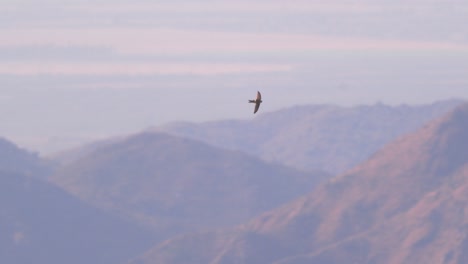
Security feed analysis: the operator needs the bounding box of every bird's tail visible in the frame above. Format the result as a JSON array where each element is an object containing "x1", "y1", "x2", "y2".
[{"x1": 248, "y1": 100, "x2": 255, "y2": 103}]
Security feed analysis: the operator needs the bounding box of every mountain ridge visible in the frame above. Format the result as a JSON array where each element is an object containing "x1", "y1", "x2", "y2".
[
  {"x1": 154, "y1": 99, "x2": 463, "y2": 174},
  {"x1": 132, "y1": 103, "x2": 468, "y2": 264},
  {"x1": 0, "y1": 137, "x2": 51, "y2": 177},
  {"x1": 50, "y1": 131, "x2": 329, "y2": 244}
]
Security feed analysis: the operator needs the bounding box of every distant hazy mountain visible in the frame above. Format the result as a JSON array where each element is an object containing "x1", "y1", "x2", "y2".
[
  {"x1": 50, "y1": 132, "x2": 329, "y2": 244},
  {"x1": 0, "y1": 136, "x2": 156, "y2": 263},
  {"x1": 154, "y1": 100, "x2": 463, "y2": 174},
  {"x1": 0, "y1": 137, "x2": 50, "y2": 177},
  {"x1": 132, "y1": 103, "x2": 468, "y2": 264},
  {"x1": 0, "y1": 171, "x2": 156, "y2": 264},
  {"x1": 48, "y1": 136, "x2": 124, "y2": 167}
]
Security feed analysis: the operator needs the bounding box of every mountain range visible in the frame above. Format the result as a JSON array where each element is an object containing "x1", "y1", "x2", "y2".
[
  {"x1": 0, "y1": 140, "x2": 156, "y2": 264},
  {"x1": 154, "y1": 100, "x2": 462, "y2": 174},
  {"x1": 2, "y1": 100, "x2": 467, "y2": 264},
  {"x1": 50, "y1": 132, "x2": 329, "y2": 243},
  {"x1": 131, "y1": 103, "x2": 468, "y2": 264}
]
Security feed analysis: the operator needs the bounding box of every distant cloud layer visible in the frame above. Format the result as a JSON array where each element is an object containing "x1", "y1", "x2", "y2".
[
  {"x1": 0, "y1": 61, "x2": 293, "y2": 75},
  {"x1": 2, "y1": 0, "x2": 467, "y2": 75},
  {"x1": 4, "y1": 28, "x2": 467, "y2": 53},
  {"x1": 2, "y1": 27, "x2": 467, "y2": 75}
]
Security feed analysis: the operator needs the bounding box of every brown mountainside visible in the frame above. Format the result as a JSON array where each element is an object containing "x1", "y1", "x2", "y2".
[
  {"x1": 51, "y1": 132, "x2": 329, "y2": 244},
  {"x1": 155, "y1": 100, "x2": 462, "y2": 174},
  {"x1": 132, "y1": 103, "x2": 468, "y2": 264}
]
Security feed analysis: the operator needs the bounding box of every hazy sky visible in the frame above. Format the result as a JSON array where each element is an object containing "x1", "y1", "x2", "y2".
[{"x1": 1, "y1": 0, "x2": 468, "y2": 154}]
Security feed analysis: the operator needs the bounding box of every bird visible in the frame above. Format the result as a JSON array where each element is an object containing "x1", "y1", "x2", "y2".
[{"x1": 248, "y1": 91, "x2": 262, "y2": 114}]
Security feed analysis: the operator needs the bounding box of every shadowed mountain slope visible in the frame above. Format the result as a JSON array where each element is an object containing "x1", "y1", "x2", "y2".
[
  {"x1": 0, "y1": 171, "x2": 156, "y2": 264},
  {"x1": 132, "y1": 103, "x2": 468, "y2": 264},
  {"x1": 50, "y1": 132, "x2": 329, "y2": 244},
  {"x1": 154, "y1": 100, "x2": 462, "y2": 174}
]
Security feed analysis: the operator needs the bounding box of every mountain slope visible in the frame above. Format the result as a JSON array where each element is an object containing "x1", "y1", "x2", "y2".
[
  {"x1": 50, "y1": 132, "x2": 329, "y2": 243},
  {"x1": 0, "y1": 171, "x2": 156, "y2": 264},
  {"x1": 133, "y1": 103, "x2": 468, "y2": 264},
  {"x1": 275, "y1": 166, "x2": 468, "y2": 264},
  {"x1": 0, "y1": 137, "x2": 51, "y2": 177},
  {"x1": 155, "y1": 100, "x2": 462, "y2": 174}
]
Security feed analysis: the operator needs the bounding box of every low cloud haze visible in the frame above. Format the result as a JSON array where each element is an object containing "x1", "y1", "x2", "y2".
[{"x1": 1, "y1": 0, "x2": 468, "y2": 153}]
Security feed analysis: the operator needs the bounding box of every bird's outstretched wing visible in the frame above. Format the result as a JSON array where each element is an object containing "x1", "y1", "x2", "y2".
[
  {"x1": 254, "y1": 101, "x2": 261, "y2": 114},
  {"x1": 256, "y1": 91, "x2": 261, "y2": 100}
]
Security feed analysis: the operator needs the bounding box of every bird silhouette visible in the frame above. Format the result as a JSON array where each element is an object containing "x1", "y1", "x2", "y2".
[{"x1": 248, "y1": 91, "x2": 262, "y2": 114}]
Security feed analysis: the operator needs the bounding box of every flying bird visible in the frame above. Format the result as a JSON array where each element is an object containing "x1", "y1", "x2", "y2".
[{"x1": 248, "y1": 91, "x2": 262, "y2": 114}]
